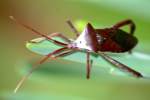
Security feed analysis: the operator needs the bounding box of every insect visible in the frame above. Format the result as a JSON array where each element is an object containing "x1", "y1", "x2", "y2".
[{"x1": 10, "y1": 16, "x2": 143, "y2": 93}]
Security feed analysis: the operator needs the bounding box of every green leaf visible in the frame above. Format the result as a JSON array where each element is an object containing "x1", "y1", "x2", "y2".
[
  {"x1": 26, "y1": 37, "x2": 110, "y2": 68},
  {"x1": 26, "y1": 37, "x2": 150, "y2": 76}
]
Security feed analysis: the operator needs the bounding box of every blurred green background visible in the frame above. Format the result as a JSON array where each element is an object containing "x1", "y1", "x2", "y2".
[{"x1": 1, "y1": 0, "x2": 150, "y2": 100}]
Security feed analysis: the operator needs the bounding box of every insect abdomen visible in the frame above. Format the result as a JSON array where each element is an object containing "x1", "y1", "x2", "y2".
[
  {"x1": 99, "y1": 29, "x2": 138, "y2": 53},
  {"x1": 112, "y1": 29, "x2": 138, "y2": 52},
  {"x1": 100, "y1": 39, "x2": 124, "y2": 52}
]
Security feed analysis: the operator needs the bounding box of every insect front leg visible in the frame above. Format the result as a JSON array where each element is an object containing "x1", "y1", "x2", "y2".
[
  {"x1": 98, "y1": 52, "x2": 143, "y2": 78},
  {"x1": 14, "y1": 47, "x2": 69, "y2": 93}
]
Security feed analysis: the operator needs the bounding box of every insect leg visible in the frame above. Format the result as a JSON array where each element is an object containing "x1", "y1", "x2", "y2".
[
  {"x1": 54, "y1": 50, "x2": 76, "y2": 58},
  {"x1": 113, "y1": 19, "x2": 136, "y2": 54},
  {"x1": 29, "y1": 33, "x2": 71, "y2": 44},
  {"x1": 48, "y1": 32, "x2": 71, "y2": 43},
  {"x1": 55, "y1": 50, "x2": 93, "y2": 79},
  {"x1": 9, "y1": 16, "x2": 67, "y2": 46},
  {"x1": 53, "y1": 49, "x2": 93, "y2": 79},
  {"x1": 86, "y1": 52, "x2": 91, "y2": 79},
  {"x1": 39, "y1": 47, "x2": 68, "y2": 64},
  {"x1": 14, "y1": 47, "x2": 68, "y2": 93},
  {"x1": 113, "y1": 19, "x2": 135, "y2": 35},
  {"x1": 66, "y1": 20, "x2": 80, "y2": 37},
  {"x1": 98, "y1": 52, "x2": 143, "y2": 78}
]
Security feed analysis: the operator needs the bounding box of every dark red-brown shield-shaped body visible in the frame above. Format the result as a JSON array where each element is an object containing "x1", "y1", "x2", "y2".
[
  {"x1": 96, "y1": 29, "x2": 138, "y2": 52},
  {"x1": 73, "y1": 23, "x2": 138, "y2": 53}
]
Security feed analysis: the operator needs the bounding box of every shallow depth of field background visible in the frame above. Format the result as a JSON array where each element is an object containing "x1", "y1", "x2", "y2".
[{"x1": 0, "y1": 0, "x2": 150, "y2": 100}]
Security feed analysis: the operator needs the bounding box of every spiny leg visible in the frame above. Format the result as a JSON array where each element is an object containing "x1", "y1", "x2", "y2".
[
  {"x1": 9, "y1": 16, "x2": 67, "y2": 46},
  {"x1": 98, "y1": 52, "x2": 143, "y2": 78},
  {"x1": 14, "y1": 47, "x2": 68, "y2": 93},
  {"x1": 66, "y1": 20, "x2": 80, "y2": 37},
  {"x1": 113, "y1": 19, "x2": 136, "y2": 35}
]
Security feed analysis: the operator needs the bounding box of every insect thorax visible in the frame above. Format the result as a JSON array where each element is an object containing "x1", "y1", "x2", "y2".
[{"x1": 70, "y1": 28, "x2": 105, "y2": 51}]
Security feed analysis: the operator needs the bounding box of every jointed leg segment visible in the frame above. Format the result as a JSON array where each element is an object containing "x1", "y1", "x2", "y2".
[
  {"x1": 39, "y1": 47, "x2": 69, "y2": 64},
  {"x1": 14, "y1": 47, "x2": 69, "y2": 93},
  {"x1": 48, "y1": 32, "x2": 71, "y2": 43},
  {"x1": 112, "y1": 19, "x2": 136, "y2": 54},
  {"x1": 12, "y1": 16, "x2": 141, "y2": 94},
  {"x1": 86, "y1": 52, "x2": 92, "y2": 79},
  {"x1": 66, "y1": 20, "x2": 80, "y2": 37},
  {"x1": 113, "y1": 19, "x2": 136, "y2": 35},
  {"x1": 98, "y1": 52, "x2": 143, "y2": 78}
]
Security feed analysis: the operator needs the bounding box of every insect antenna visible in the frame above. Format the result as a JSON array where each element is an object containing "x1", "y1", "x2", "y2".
[
  {"x1": 14, "y1": 47, "x2": 68, "y2": 93},
  {"x1": 9, "y1": 16, "x2": 67, "y2": 46}
]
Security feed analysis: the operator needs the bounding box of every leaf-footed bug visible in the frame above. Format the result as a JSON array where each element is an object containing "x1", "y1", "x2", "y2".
[{"x1": 9, "y1": 16, "x2": 143, "y2": 93}]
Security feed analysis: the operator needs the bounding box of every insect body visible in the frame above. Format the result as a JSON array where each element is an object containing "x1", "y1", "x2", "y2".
[
  {"x1": 10, "y1": 16, "x2": 143, "y2": 93},
  {"x1": 70, "y1": 23, "x2": 138, "y2": 53},
  {"x1": 96, "y1": 28, "x2": 137, "y2": 53}
]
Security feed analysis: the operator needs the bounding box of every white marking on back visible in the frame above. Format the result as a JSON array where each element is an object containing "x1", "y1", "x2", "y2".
[{"x1": 73, "y1": 28, "x2": 92, "y2": 51}]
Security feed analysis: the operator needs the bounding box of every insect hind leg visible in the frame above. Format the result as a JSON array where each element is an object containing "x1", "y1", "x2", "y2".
[
  {"x1": 112, "y1": 19, "x2": 136, "y2": 54},
  {"x1": 113, "y1": 19, "x2": 136, "y2": 35},
  {"x1": 98, "y1": 52, "x2": 143, "y2": 78}
]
